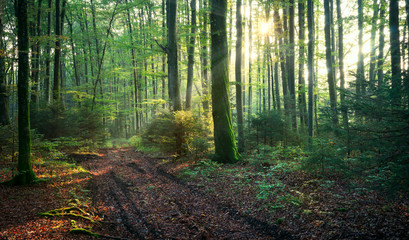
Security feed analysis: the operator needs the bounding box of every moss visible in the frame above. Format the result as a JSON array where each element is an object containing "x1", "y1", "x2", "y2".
[{"x1": 39, "y1": 206, "x2": 94, "y2": 223}]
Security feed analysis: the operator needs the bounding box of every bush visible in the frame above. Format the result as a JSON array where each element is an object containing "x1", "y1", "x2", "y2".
[
  {"x1": 31, "y1": 105, "x2": 106, "y2": 143},
  {"x1": 247, "y1": 110, "x2": 299, "y2": 148},
  {"x1": 140, "y1": 110, "x2": 212, "y2": 157}
]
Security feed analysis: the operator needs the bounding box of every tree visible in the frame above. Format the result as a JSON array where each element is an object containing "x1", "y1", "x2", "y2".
[
  {"x1": 186, "y1": 0, "x2": 196, "y2": 110},
  {"x1": 369, "y1": 0, "x2": 379, "y2": 91},
  {"x1": 337, "y1": 0, "x2": 348, "y2": 127},
  {"x1": 378, "y1": 0, "x2": 386, "y2": 87},
  {"x1": 390, "y1": 0, "x2": 401, "y2": 104},
  {"x1": 13, "y1": 0, "x2": 36, "y2": 185},
  {"x1": 289, "y1": 0, "x2": 296, "y2": 130},
  {"x1": 298, "y1": 0, "x2": 307, "y2": 129},
  {"x1": 236, "y1": 0, "x2": 244, "y2": 152},
  {"x1": 0, "y1": 0, "x2": 9, "y2": 126},
  {"x1": 357, "y1": 0, "x2": 365, "y2": 95},
  {"x1": 324, "y1": 0, "x2": 338, "y2": 125},
  {"x1": 307, "y1": 0, "x2": 314, "y2": 140},
  {"x1": 167, "y1": 0, "x2": 181, "y2": 111},
  {"x1": 210, "y1": 0, "x2": 239, "y2": 163},
  {"x1": 53, "y1": 0, "x2": 61, "y2": 101}
]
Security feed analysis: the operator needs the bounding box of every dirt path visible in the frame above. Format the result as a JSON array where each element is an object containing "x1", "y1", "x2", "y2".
[{"x1": 83, "y1": 148, "x2": 293, "y2": 239}]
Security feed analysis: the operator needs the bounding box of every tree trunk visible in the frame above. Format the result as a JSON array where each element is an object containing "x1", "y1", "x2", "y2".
[
  {"x1": 44, "y1": 0, "x2": 51, "y2": 104},
  {"x1": 289, "y1": 0, "x2": 297, "y2": 130},
  {"x1": 378, "y1": 0, "x2": 386, "y2": 88},
  {"x1": 0, "y1": 0, "x2": 9, "y2": 126},
  {"x1": 211, "y1": 0, "x2": 239, "y2": 163},
  {"x1": 390, "y1": 0, "x2": 402, "y2": 104},
  {"x1": 337, "y1": 0, "x2": 348, "y2": 128},
  {"x1": 357, "y1": 0, "x2": 365, "y2": 95},
  {"x1": 324, "y1": 0, "x2": 338, "y2": 125},
  {"x1": 235, "y1": 0, "x2": 244, "y2": 152},
  {"x1": 199, "y1": 0, "x2": 209, "y2": 113},
  {"x1": 369, "y1": 0, "x2": 379, "y2": 91},
  {"x1": 308, "y1": 0, "x2": 314, "y2": 140},
  {"x1": 53, "y1": 0, "x2": 61, "y2": 101},
  {"x1": 167, "y1": 0, "x2": 181, "y2": 111},
  {"x1": 186, "y1": 0, "x2": 196, "y2": 110},
  {"x1": 14, "y1": 0, "x2": 36, "y2": 185},
  {"x1": 247, "y1": 0, "x2": 253, "y2": 122},
  {"x1": 298, "y1": 0, "x2": 307, "y2": 129}
]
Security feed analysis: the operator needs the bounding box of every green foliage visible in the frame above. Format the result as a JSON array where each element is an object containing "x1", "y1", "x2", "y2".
[
  {"x1": 302, "y1": 138, "x2": 346, "y2": 175},
  {"x1": 181, "y1": 158, "x2": 222, "y2": 179},
  {"x1": 246, "y1": 144, "x2": 303, "y2": 171},
  {"x1": 0, "y1": 124, "x2": 17, "y2": 161},
  {"x1": 247, "y1": 110, "x2": 299, "y2": 148},
  {"x1": 141, "y1": 110, "x2": 212, "y2": 157},
  {"x1": 31, "y1": 106, "x2": 106, "y2": 143}
]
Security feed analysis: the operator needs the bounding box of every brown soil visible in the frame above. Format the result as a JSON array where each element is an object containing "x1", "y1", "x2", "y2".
[{"x1": 85, "y1": 148, "x2": 292, "y2": 239}]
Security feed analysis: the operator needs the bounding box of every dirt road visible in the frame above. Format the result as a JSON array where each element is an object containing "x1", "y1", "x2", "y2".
[{"x1": 83, "y1": 148, "x2": 292, "y2": 239}]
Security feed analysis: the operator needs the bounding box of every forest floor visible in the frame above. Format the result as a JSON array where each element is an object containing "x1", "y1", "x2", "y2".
[{"x1": 1, "y1": 148, "x2": 409, "y2": 239}]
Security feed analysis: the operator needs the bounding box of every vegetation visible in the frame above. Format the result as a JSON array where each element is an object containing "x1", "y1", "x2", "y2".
[{"x1": 1, "y1": 0, "x2": 409, "y2": 238}]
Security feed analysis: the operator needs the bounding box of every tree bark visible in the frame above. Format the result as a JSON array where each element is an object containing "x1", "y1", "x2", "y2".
[
  {"x1": 0, "y1": 0, "x2": 9, "y2": 125},
  {"x1": 357, "y1": 0, "x2": 365, "y2": 95},
  {"x1": 324, "y1": 0, "x2": 338, "y2": 125},
  {"x1": 369, "y1": 0, "x2": 379, "y2": 91},
  {"x1": 298, "y1": 0, "x2": 307, "y2": 129},
  {"x1": 167, "y1": 0, "x2": 181, "y2": 111},
  {"x1": 235, "y1": 0, "x2": 244, "y2": 152},
  {"x1": 289, "y1": 0, "x2": 296, "y2": 130},
  {"x1": 211, "y1": 0, "x2": 239, "y2": 163},
  {"x1": 337, "y1": 0, "x2": 348, "y2": 128},
  {"x1": 186, "y1": 0, "x2": 196, "y2": 110},
  {"x1": 378, "y1": 0, "x2": 386, "y2": 88},
  {"x1": 53, "y1": 0, "x2": 61, "y2": 101},
  {"x1": 390, "y1": 0, "x2": 402, "y2": 104},
  {"x1": 14, "y1": 0, "x2": 36, "y2": 185},
  {"x1": 308, "y1": 0, "x2": 314, "y2": 140}
]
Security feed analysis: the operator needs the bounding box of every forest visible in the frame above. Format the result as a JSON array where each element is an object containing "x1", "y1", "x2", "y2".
[{"x1": 1, "y1": 0, "x2": 409, "y2": 239}]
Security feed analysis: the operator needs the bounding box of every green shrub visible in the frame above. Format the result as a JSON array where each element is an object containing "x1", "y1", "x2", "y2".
[{"x1": 140, "y1": 110, "x2": 212, "y2": 157}]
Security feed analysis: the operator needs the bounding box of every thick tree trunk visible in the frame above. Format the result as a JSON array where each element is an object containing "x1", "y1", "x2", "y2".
[
  {"x1": 186, "y1": 0, "x2": 196, "y2": 110},
  {"x1": 390, "y1": 0, "x2": 402, "y2": 104},
  {"x1": 210, "y1": 0, "x2": 239, "y2": 163},
  {"x1": 167, "y1": 0, "x2": 181, "y2": 111},
  {"x1": 14, "y1": 0, "x2": 36, "y2": 185}
]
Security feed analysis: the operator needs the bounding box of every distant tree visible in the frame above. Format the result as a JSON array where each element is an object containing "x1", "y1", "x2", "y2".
[
  {"x1": 298, "y1": 0, "x2": 307, "y2": 129},
  {"x1": 186, "y1": 0, "x2": 196, "y2": 110},
  {"x1": 13, "y1": 0, "x2": 36, "y2": 185},
  {"x1": 53, "y1": 0, "x2": 61, "y2": 101},
  {"x1": 324, "y1": 0, "x2": 338, "y2": 125},
  {"x1": 210, "y1": 0, "x2": 239, "y2": 163},
  {"x1": 357, "y1": 0, "x2": 365, "y2": 95},
  {"x1": 307, "y1": 0, "x2": 314, "y2": 140},
  {"x1": 235, "y1": 0, "x2": 244, "y2": 152},
  {"x1": 0, "y1": 0, "x2": 9, "y2": 126}
]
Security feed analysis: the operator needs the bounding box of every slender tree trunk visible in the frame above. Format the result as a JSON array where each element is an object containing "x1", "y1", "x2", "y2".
[
  {"x1": 390, "y1": 0, "x2": 402, "y2": 104},
  {"x1": 337, "y1": 0, "x2": 348, "y2": 128},
  {"x1": 247, "y1": 0, "x2": 253, "y2": 121},
  {"x1": 0, "y1": 0, "x2": 9, "y2": 126},
  {"x1": 210, "y1": 0, "x2": 239, "y2": 163},
  {"x1": 289, "y1": 0, "x2": 296, "y2": 130},
  {"x1": 357, "y1": 0, "x2": 365, "y2": 95},
  {"x1": 324, "y1": 0, "x2": 338, "y2": 125},
  {"x1": 30, "y1": 0, "x2": 42, "y2": 110},
  {"x1": 14, "y1": 0, "x2": 36, "y2": 185},
  {"x1": 298, "y1": 0, "x2": 307, "y2": 129},
  {"x1": 235, "y1": 0, "x2": 244, "y2": 152},
  {"x1": 378, "y1": 0, "x2": 386, "y2": 88},
  {"x1": 369, "y1": 0, "x2": 379, "y2": 91},
  {"x1": 308, "y1": 0, "x2": 314, "y2": 141},
  {"x1": 53, "y1": 0, "x2": 61, "y2": 101},
  {"x1": 186, "y1": 0, "x2": 196, "y2": 110},
  {"x1": 44, "y1": 0, "x2": 51, "y2": 104},
  {"x1": 167, "y1": 0, "x2": 181, "y2": 111},
  {"x1": 200, "y1": 0, "x2": 209, "y2": 113}
]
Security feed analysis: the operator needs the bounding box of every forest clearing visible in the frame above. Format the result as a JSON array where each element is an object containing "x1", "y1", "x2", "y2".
[{"x1": 1, "y1": 0, "x2": 409, "y2": 238}]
